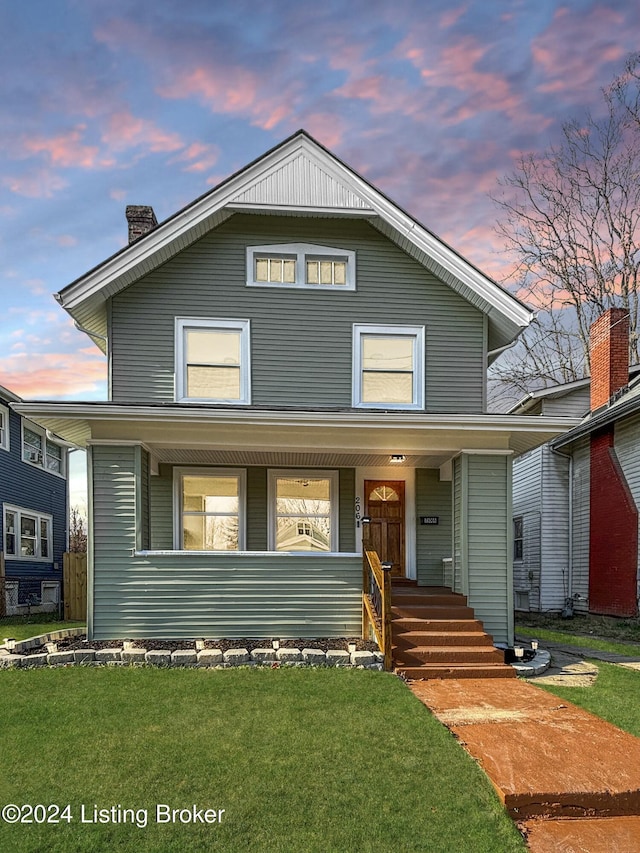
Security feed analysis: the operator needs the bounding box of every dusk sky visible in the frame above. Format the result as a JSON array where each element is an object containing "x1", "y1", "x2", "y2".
[{"x1": 2, "y1": 0, "x2": 640, "y2": 405}]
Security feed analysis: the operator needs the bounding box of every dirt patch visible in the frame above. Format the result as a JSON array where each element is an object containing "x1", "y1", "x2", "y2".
[
  {"x1": 435, "y1": 707, "x2": 529, "y2": 726},
  {"x1": 528, "y1": 652, "x2": 599, "y2": 688}
]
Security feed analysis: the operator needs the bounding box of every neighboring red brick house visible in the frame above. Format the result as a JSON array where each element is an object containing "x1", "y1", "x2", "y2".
[{"x1": 512, "y1": 308, "x2": 640, "y2": 617}]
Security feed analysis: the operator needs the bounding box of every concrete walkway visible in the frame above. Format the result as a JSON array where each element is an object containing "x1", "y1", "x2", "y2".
[{"x1": 409, "y1": 677, "x2": 640, "y2": 852}]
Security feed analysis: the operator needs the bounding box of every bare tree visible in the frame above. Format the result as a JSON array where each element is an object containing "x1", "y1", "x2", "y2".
[
  {"x1": 490, "y1": 64, "x2": 640, "y2": 408},
  {"x1": 69, "y1": 506, "x2": 87, "y2": 553}
]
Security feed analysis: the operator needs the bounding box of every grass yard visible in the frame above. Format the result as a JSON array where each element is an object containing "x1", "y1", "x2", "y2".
[
  {"x1": 536, "y1": 660, "x2": 640, "y2": 739},
  {"x1": 1, "y1": 617, "x2": 84, "y2": 643},
  {"x1": 516, "y1": 611, "x2": 640, "y2": 645},
  {"x1": 517, "y1": 625, "x2": 640, "y2": 657},
  {"x1": 0, "y1": 667, "x2": 525, "y2": 853}
]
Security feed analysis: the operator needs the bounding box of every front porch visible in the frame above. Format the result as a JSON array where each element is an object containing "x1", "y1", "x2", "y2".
[{"x1": 12, "y1": 401, "x2": 578, "y2": 645}]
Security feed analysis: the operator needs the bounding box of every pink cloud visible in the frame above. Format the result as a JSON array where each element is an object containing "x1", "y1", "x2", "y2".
[
  {"x1": 170, "y1": 141, "x2": 220, "y2": 173},
  {"x1": 101, "y1": 110, "x2": 184, "y2": 153},
  {"x1": 440, "y1": 5, "x2": 468, "y2": 29},
  {"x1": 0, "y1": 352, "x2": 107, "y2": 399},
  {"x1": 2, "y1": 169, "x2": 68, "y2": 198},
  {"x1": 299, "y1": 112, "x2": 348, "y2": 150},
  {"x1": 532, "y1": 5, "x2": 626, "y2": 101},
  {"x1": 56, "y1": 234, "x2": 77, "y2": 247},
  {"x1": 23, "y1": 125, "x2": 106, "y2": 169}
]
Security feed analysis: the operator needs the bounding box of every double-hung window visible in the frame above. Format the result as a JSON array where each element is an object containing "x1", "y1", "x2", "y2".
[
  {"x1": 22, "y1": 422, "x2": 66, "y2": 476},
  {"x1": 247, "y1": 243, "x2": 356, "y2": 290},
  {"x1": 268, "y1": 470, "x2": 338, "y2": 552},
  {"x1": 175, "y1": 468, "x2": 246, "y2": 551},
  {"x1": 352, "y1": 324, "x2": 425, "y2": 409},
  {"x1": 0, "y1": 404, "x2": 8, "y2": 451},
  {"x1": 176, "y1": 318, "x2": 251, "y2": 404},
  {"x1": 4, "y1": 505, "x2": 53, "y2": 561},
  {"x1": 513, "y1": 516, "x2": 524, "y2": 561}
]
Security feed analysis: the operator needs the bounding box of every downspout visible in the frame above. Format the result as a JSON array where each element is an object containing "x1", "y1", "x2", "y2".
[{"x1": 551, "y1": 445, "x2": 573, "y2": 616}]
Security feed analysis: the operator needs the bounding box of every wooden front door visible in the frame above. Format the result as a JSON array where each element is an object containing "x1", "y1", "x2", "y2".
[{"x1": 364, "y1": 480, "x2": 405, "y2": 577}]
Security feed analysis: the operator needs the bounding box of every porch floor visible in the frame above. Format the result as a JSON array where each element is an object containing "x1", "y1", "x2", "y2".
[{"x1": 391, "y1": 582, "x2": 514, "y2": 680}]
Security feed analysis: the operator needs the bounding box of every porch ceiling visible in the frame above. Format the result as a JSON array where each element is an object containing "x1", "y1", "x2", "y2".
[
  {"x1": 10, "y1": 402, "x2": 581, "y2": 461},
  {"x1": 151, "y1": 448, "x2": 450, "y2": 468}
]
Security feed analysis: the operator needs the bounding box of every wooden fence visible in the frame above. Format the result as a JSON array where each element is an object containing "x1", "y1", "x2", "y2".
[{"x1": 63, "y1": 552, "x2": 87, "y2": 621}]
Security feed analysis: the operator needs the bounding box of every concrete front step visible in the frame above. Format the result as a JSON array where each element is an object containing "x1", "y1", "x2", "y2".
[
  {"x1": 394, "y1": 645, "x2": 506, "y2": 666},
  {"x1": 391, "y1": 604, "x2": 475, "y2": 619},
  {"x1": 397, "y1": 664, "x2": 516, "y2": 680},
  {"x1": 392, "y1": 617, "x2": 485, "y2": 633},
  {"x1": 393, "y1": 631, "x2": 494, "y2": 648},
  {"x1": 391, "y1": 592, "x2": 467, "y2": 606}
]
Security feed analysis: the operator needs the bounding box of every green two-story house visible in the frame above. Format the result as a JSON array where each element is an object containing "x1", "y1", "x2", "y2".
[{"x1": 15, "y1": 131, "x2": 575, "y2": 646}]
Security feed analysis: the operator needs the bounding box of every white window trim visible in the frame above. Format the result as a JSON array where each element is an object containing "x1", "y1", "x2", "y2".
[
  {"x1": 21, "y1": 421, "x2": 67, "y2": 478},
  {"x1": 352, "y1": 324, "x2": 425, "y2": 410},
  {"x1": 3, "y1": 504, "x2": 53, "y2": 562},
  {"x1": 175, "y1": 318, "x2": 251, "y2": 405},
  {"x1": 0, "y1": 403, "x2": 9, "y2": 452},
  {"x1": 172, "y1": 467, "x2": 247, "y2": 551},
  {"x1": 267, "y1": 469, "x2": 339, "y2": 552},
  {"x1": 246, "y1": 243, "x2": 356, "y2": 290}
]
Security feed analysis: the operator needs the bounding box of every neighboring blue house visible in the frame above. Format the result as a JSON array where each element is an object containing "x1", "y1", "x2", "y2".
[{"x1": 0, "y1": 383, "x2": 68, "y2": 615}]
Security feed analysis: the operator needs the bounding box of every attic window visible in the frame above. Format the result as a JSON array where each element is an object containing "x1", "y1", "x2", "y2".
[{"x1": 247, "y1": 243, "x2": 355, "y2": 290}]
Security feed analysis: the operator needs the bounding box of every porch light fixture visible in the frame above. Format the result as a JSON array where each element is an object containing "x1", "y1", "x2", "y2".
[
  {"x1": 195, "y1": 639, "x2": 206, "y2": 651},
  {"x1": 514, "y1": 646, "x2": 524, "y2": 659},
  {"x1": 347, "y1": 642, "x2": 357, "y2": 654},
  {"x1": 390, "y1": 455, "x2": 406, "y2": 463},
  {"x1": 4, "y1": 638, "x2": 15, "y2": 651},
  {"x1": 272, "y1": 639, "x2": 280, "y2": 650},
  {"x1": 531, "y1": 640, "x2": 539, "y2": 652}
]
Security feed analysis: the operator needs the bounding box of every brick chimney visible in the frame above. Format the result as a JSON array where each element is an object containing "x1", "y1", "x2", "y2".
[
  {"x1": 125, "y1": 205, "x2": 158, "y2": 244},
  {"x1": 590, "y1": 307, "x2": 629, "y2": 411}
]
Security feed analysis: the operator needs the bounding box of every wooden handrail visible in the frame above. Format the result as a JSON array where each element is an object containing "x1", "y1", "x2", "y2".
[{"x1": 362, "y1": 549, "x2": 392, "y2": 671}]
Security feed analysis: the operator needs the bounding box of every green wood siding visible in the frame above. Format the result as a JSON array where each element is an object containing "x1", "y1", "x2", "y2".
[
  {"x1": 246, "y1": 467, "x2": 268, "y2": 551},
  {"x1": 466, "y1": 454, "x2": 512, "y2": 645},
  {"x1": 339, "y1": 468, "x2": 355, "y2": 551},
  {"x1": 415, "y1": 468, "x2": 451, "y2": 585},
  {"x1": 150, "y1": 465, "x2": 173, "y2": 550},
  {"x1": 91, "y1": 445, "x2": 361, "y2": 640},
  {"x1": 110, "y1": 215, "x2": 485, "y2": 412},
  {"x1": 452, "y1": 456, "x2": 463, "y2": 594}
]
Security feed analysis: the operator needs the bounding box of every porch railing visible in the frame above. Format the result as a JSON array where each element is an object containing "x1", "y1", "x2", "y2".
[{"x1": 362, "y1": 549, "x2": 392, "y2": 671}]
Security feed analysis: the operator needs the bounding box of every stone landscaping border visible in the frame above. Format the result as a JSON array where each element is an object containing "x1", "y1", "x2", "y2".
[{"x1": 0, "y1": 631, "x2": 384, "y2": 671}]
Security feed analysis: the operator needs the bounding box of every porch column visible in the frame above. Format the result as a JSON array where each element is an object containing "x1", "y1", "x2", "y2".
[{"x1": 452, "y1": 452, "x2": 514, "y2": 645}]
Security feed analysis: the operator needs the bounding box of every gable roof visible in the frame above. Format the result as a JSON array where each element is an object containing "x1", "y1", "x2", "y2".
[
  {"x1": 0, "y1": 383, "x2": 22, "y2": 404},
  {"x1": 509, "y1": 364, "x2": 640, "y2": 415},
  {"x1": 553, "y1": 372, "x2": 640, "y2": 449},
  {"x1": 56, "y1": 129, "x2": 532, "y2": 355}
]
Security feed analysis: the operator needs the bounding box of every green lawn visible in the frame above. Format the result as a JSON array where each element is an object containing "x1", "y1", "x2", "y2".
[
  {"x1": 517, "y1": 625, "x2": 640, "y2": 657},
  {"x1": 0, "y1": 667, "x2": 525, "y2": 853},
  {"x1": 537, "y1": 661, "x2": 640, "y2": 738},
  {"x1": 1, "y1": 618, "x2": 84, "y2": 643}
]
